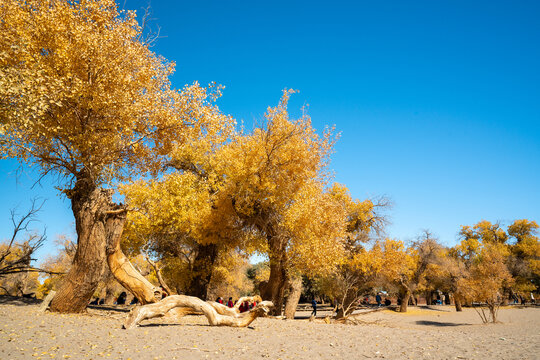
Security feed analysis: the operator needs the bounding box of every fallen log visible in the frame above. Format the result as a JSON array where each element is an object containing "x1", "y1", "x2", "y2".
[{"x1": 123, "y1": 295, "x2": 272, "y2": 329}]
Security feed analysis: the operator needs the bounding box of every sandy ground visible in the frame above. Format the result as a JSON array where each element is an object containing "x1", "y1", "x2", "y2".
[{"x1": 0, "y1": 297, "x2": 539, "y2": 360}]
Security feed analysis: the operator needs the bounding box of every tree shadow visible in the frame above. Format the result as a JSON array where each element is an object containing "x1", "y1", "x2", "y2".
[
  {"x1": 87, "y1": 305, "x2": 131, "y2": 313},
  {"x1": 0, "y1": 295, "x2": 42, "y2": 306},
  {"x1": 138, "y1": 323, "x2": 257, "y2": 330},
  {"x1": 417, "y1": 305, "x2": 453, "y2": 312},
  {"x1": 415, "y1": 320, "x2": 472, "y2": 327},
  {"x1": 138, "y1": 323, "x2": 190, "y2": 327}
]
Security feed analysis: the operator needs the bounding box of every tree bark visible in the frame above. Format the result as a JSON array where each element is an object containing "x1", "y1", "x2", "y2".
[
  {"x1": 49, "y1": 186, "x2": 110, "y2": 313},
  {"x1": 284, "y1": 275, "x2": 302, "y2": 319},
  {"x1": 186, "y1": 243, "x2": 218, "y2": 300},
  {"x1": 260, "y1": 235, "x2": 288, "y2": 316},
  {"x1": 336, "y1": 290, "x2": 358, "y2": 319},
  {"x1": 399, "y1": 288, "x2": 410, "y2": 313},
  {"x1": 50, "y1": 181, "x2": 158, "y2": 313},
  {"x1": 123, "y1": 295, "x2": 273, "y2": 329},
  {"x1": 259, "y1": 257, "x2": 287, "y2": 316},
  {"x1": 454, "y1": 295, "x2": 463, "y2": 312},
  {"x1": 106, "y1": 213, "x2": 158, "y2": 304}
]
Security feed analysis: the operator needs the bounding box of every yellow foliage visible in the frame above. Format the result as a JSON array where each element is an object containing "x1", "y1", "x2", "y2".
[
  {"x1": 0, "y1": 0, "x2": 233, "y2": 188},
  {"x1": 284, "y1": 182, "x2": 347, "y2": 275},
  {"x1": 376, "y1": 239, "x2": 416, "y2": 284}
]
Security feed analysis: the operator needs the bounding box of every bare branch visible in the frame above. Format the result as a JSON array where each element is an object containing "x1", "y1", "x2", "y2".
[{"x1": 0, "y1": 200, "x2": 48, "y2": 277}]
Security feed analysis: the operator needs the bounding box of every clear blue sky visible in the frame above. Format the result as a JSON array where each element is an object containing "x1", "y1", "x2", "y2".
[{"x1": 1, "y1": 0, "x2": 539, "y2": 261}]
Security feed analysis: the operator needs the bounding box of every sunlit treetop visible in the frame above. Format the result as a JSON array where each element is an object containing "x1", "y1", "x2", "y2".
[
  {"x1": 459, "y1": 220, "x2": 508, "y2": 244},
  {"x1": 216, "y1": 89, "x2": 337, "y2": 220},
  {"x1": 508, "y1": 219, "x2": 539, "y2": 243},
  {"x1": 0, "y1": 0, "x2": 233, "y2": 192}
]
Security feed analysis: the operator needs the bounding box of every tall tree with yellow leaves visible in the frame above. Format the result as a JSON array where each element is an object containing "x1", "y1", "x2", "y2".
[
  {"x1": 449, "y1": 221, "x2": 515, "y2": 322},
  {"x1": 314, "y1": 183, "x2": 388, "y2": 318},
  {"x1": 122, "y1": 91, "x2": 346, "y2": 311},
  {"x1": 507, "y1": 219, "x2": 540, "y2": 296},
  {"x1": 0, "y1": 0, "x2": 232, "y2": 312},
  {"x1": 377, "y1": 232, "x2": 442, "y2": 313},
  {"x1": 216, "y1": 91, "x2": 346, "y2": 314}
]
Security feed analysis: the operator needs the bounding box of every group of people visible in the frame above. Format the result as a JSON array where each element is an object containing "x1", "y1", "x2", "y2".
[
  {"x1": 89, "y1": 291, "x2": 139, "y2": 306},
  {"x1": 215, "y1": 296, "x2": 257, "y2": 312},
  {"x1": 510, "y1": 292, "x2": 536, "y2": 304},
  {"x1": 374, "y1": 293, "x2": 392, "y2": 307}
]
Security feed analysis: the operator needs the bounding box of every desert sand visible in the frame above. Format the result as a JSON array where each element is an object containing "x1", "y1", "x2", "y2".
[{"x1": 0, "y1": 297, "x2": 538, "y2": 360}]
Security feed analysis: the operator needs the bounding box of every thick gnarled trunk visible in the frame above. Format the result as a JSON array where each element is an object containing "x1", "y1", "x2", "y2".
[
  {"x1": 260, "y1": 236, "x2": 288, "y2": 316},
  {"x1": 50, "y1": 182, "x2": 158, "y2": 313},
  {"x1": 186, "y1": 243, "x2": 218, "y2": 300},
  {"x1": 50, "y1": 186, "x2": 111, "y2": 313},
  {"x1": 399, "y1": 287, "x2": 411, "y2": 313},
  {"x1": 284, "y1": 275, "x2": 302, "y2": 319},
  {"x1": 454, "y1": 293, "x2": 463, "y2": 312}
]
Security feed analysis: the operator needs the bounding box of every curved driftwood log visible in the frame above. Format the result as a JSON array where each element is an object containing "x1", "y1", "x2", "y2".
[
  {"x1": 152, "y1": 295, "x2": 265, "y2": 318},
  {"x1": 123, "y1": 295, "x2": 273, "y2": 329}
]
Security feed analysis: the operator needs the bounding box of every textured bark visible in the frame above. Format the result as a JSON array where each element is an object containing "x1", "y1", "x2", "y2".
[
  {"x1": 106, "y1": 215, "x2": 159, "y2": 304},
  {"x1": 454, "y1": 294, "x2": 463, "y2": 312},
  {"x1": 38, "y1": 291, "x2": 56, "y2": 313},
  {"x1": 284, "y1": 276, "x2": 302, "y2": 319},
  {"x1": 50, "y1": 179, "x2": 158, "y2": 313},
  {"x1": 186, "y1": 243, "x2": 218, "y2": 300},
  {"x1": 260, "y1": 235, "x2": 288, "y2": 316},
  {"x1": 336, "y1": 290, "x2": 358, "y2": 319},
  {"x1": 123, "y1": 295, "x2": 273, "y2": 329},
  {"x1": 399, "y1": 288, "x2": 411, "y2": 313},
  {"x1": 49, "y1": 185, "x2": 110, "y2": 313}
]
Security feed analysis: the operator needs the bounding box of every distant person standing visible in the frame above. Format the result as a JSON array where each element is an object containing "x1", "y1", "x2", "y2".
[
  {"x1": 227, "y1": 297, "x2": 234, "y2": 308},
  {"x1": 376, "y1": 293, "x2": 382, "y2": 307},
  {"x1": 311, "y1": 298, "x2": 317, "y2": 317}
]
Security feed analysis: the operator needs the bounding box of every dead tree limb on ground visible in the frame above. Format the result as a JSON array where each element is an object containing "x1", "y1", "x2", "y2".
[{"x1": 123, "y1": 295, "x2": 273, "y2": 329}]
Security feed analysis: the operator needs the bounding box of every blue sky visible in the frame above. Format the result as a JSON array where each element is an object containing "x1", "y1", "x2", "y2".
[{"x1": 1, "y1": 0, "x2": 539, "y2": 261}]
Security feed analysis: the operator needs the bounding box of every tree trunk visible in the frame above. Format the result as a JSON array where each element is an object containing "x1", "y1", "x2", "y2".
[
  {"x1": 260, "y1": 243, "x2": 288, "y2": 316},
  {"x1": 106, "y1": 212, "x2": 158, "y2": 304},
  {"x1": 399, "y1": 288, "x2": 410, "y2": 313},
  {"x1": 454, "y1": 295, "x2": 463, "y2": 312},
  {"x1": 186, "y1": 243, "x2": 218, "y2": 300},
  {"x1": 426, "y1": 290, "x2": 433, "y2": 306},
  {"x1": 49, "y1": 186, "x2": 110, "y2": 313},
  {"x1": 50, "y1": 182, "x2": 158, "y2": 313},
  {"x1": 284, "y1": 275, "x2": 302, "y2": 319},
  {"x1": 336, "y1": 290, "x2": 359, "y2": 319}
]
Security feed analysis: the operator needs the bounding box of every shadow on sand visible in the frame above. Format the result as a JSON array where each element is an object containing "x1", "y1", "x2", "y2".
[
  {"x1": 415, "y1": 320, "x2": 472, "y2": 327},
  {"x1": 0, "y1": 295, "x2": 42, "y2": 306}
]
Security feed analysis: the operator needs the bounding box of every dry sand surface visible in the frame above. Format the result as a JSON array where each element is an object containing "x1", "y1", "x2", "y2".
[{"x1": 0, "y1": 297, "x2": 539, "y2": 360}]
